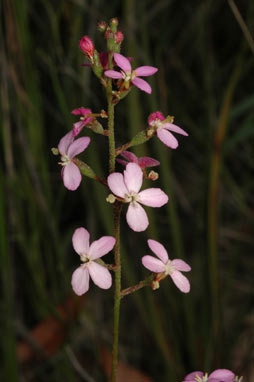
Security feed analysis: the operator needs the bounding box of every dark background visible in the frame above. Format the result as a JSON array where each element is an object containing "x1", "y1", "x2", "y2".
[{"x1": 1, "y1": 0, "x2": 253, "y2": 381}]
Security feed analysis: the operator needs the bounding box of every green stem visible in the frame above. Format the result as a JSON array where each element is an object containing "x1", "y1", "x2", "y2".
[
  {"x1": 111, "y1": 203, "x2": 122, "y2": 382},
  {"x1": 106, "y1": 50, "x2": 121, "y2": 381}
]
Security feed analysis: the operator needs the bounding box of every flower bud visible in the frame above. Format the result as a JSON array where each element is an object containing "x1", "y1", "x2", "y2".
[
  {"x1": 79, "y1": 36, "x2": 94, "y2": 62},
  {"x1": 106, "y1": 194, "x2": 116, "y2": 203},
  {"x1": 148, "y1": 170, "x2": 159, "y2": 181},
  {"x1": 51, "y1": 147, "x2": 59, "y2": 155},
  {"x1": 115, "y1": 31, "x2": 124, "y2": 44},
  {"x1": 110, "y1": 17, "x2": 118, "y2": 32},
  {"x1": 97, "y1": 21, "x2": 107, "y2": 32},
  {"x1": 152, "y1": 281, "x2": 160, "y2": 290}
]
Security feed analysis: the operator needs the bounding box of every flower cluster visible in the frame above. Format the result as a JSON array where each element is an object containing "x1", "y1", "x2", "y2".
[{"x1": 54, "y1": 21, "x2": 191, "y2": 300}]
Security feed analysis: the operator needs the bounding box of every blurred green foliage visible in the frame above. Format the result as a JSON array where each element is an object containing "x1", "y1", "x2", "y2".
[{"x1": 0, "y1": 0, "x2": 253, "y2": 381}]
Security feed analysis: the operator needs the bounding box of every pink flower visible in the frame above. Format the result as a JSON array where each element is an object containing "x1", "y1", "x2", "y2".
[
  {"x1": 71, "y1": 107, "x2": 93, "y2": 137},
  {"x1": 58, "y1": 131, "x2": 90, "y2": 191},
  {"x1": 71, "y1": 227, "x2": 115, "y2": 296},
  {"x1": 79, "y1": 36, "x2": 94, "y2": 61},
  {"x1": 184, "y1": 369, "x2": 235, "y2": 382},
  {"x1": 142, "y1": 239, "x2": 191, "y2": 293},
  {"x1": 107, "y1": 163, "x2": 168, "y2": 232},
  {"x1": 104, "y1": 53, "x2": 158, "y2": 94},
  {"x1": 116, "y1": 151, "x2": 160, "y2": 169},
  {"x1": 148, "y1": 111, "x2": 188, "y2": 149}
]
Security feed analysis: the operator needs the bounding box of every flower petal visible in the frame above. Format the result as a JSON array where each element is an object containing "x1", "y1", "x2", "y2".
[
  {"x1": 120, "y1": 151, "x2": 138, "y2": 164},
  {"x1": 116, "y1": 159, "x2": 128, "y2": 166},
  {"x1": 113, "y1": 53, "x2": 131, "y2": 73},
  {"x1": 58, "y1": 130, "x2": 74, "y2": 155},
  {"x1": 131, "y1": 77, "x2": 152, "y2": 94},
  {"x1": 142, "y1": 255, "x2": 165, "y2": 273},
  {"x1": 67, "y1": 137, "x2": 90, "y2": 159},
  {"x1": 72, "y1": 227, "x2": 90, "y2": 255},
  {"x1": 170, "y1": 270, "x2": 190, "y2": 293},
  {"x1": 89, "y1": 236, "x2": 116, "y2": 260},
  {"x1": 71, "y1": 107, "x2": 92, "y2": 116},
  {"x1": 124, "y1": 163, "x2": 143, "y2": 193},
  {"x1": 184, "y1": 371, "x2": 204, "y2": 381},
  {"x1": 147, "y1": 239, "x2": 168, "y2": 263},
  {"x1": 138, "y1": 156, "x2": 160, "y2": 168},
  {"x1": 71, "y1": 266, "x2": 90, "y2": 296},
  {"x1": 104, "y1": 70, "x2": 123, "y2": 79},
  {"x1": 134, "y1": 66, "x2": 158, "y2": 77},
  {"x1": 157, "y1": 128, "x2": 178, "y2": 149},
  {"x1": 171, "y1": 259, "x2": 191, "y2": 272},
  {"x1": 138, "y1": 188, "x2": 168, "y2": 207},
  {"x1": 163, "y1": 123, "x2": 188, "y2": 136},
  {"x1": 126, "y1": 203, "x2": 149, "y2": 232},
  {"x1": 88, "y1": 262, "x2": 112, "y2": 289},
  {"x1": 73, "y1": 121, "x2": 85, "y2": 137},
  {"x1": 62, "y1": 162, "x2": 82, "y2": 191},
  {"x1": 107, "y1": 172, "x2": 129, "y2": 198},
  {"x1": 209, "y1": 369, "x2": 235, "y2": 380}
]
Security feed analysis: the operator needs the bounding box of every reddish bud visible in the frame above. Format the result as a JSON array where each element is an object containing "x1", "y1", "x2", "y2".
[
  {"x1": 97, "y1": 21, "x2": 107, "y2": 32},
  {"x1": 79, "y1": 36, "x2": 94, "y2": 61},
  {"x1": 115, "y1": 31, "x2": 124, "y2": 44}
]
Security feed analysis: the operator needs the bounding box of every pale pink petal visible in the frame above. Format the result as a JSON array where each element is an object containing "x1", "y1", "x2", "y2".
[
  {"x1": 157, "y1": 127, "x2": 178, "y2": 149},
  {"x1": 73, "y1": 121, "x2": 85, "y2": 137},
  {"x1": 142, "y1": 255, "x2": 165, "y2": 273},
  {"x1": 134, "y1": 66, "x2": 158, "y2": 77},
  {"x1": 124, "y1": 163, "x2": 143, "y2": 193},
  {"x1": 88, "y1": 262, "x2": 112, "y2": 289},
  {"x1": 171, "y1": 259, "x2": 191, "y2": 272},
  {"x1": 71, "y1": 107, "x2": 92, "y2": 116},
  {"x1": 138, "y1": 188, "x2": 168, "y2": 207},
  {"x1": 126, "y1": 202, "x2": 149, "y2": 232},
  {"x1": 67, "y1": 137, "x2": 90, "y2": 159},
  {"x1": 116, "y1": 159, "x2": 128, "y2": 166},
  {"x1": 113, "y1": 53, "x2": 131, "y2": 73},
  {"x1": 72, "y1": 227, "x2": 90, "y2": 255},
  {"x1": 170, "y1": 270, "x2": 190, "y2": 293},
  {"x1": 131, "y1": 77, "x2": 152, "y2": 94},
  {"x1": 58, "y1": 130, "x2": 74, "y2": 155},
  {"x1": 62, "y1": 162, "x2": 82, "y2": 191},
  {"x1": 89, "y1": 236, "x2": 116, "y2": 260},
  {"x1": 184, "y1": 371, "x2": 203, "y2": 381},
  {"x1": 209, "y1": 369, "x2": 235, "y2": 380},
  {"x1": 138, "y1": 156, "x2": 160, "y2": 168},
  {"x1": 163, "y1": 123, "x2": 188, "y2": 136},
  {"x1": 120, "y1": 151, "x2": 138, "y2": 163},
  {"x1": 147, "y1": 239, "x2": 168, "y2": 263},
  {"x1": 107, "y1": 172, "x2": 129, "y2": 198},
  {"x1": 71, "y1": 266, "x2": 90, "y2": 296},
  {"x1": 104, "y1": 70, "x2": 123, "y2": 79}
]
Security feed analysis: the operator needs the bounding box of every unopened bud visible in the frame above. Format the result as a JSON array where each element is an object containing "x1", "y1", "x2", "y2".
[
  {"x1": 106, "y1": 194, "x2": 116, "y2": 203},
  {"x1": 79, "y1": 36, "x2": 94, "y2": 62},
  {"x1": 97, "y1": 21, "x2": 107, "y2": 32},
  {"x1": 148, "y1": 170, "x2": 159, "y2": 181},
  {"x1": 110, "y1": 17, "x2": 118, "y2": 32},
  {"x1": 146, "y1": 128, "x2": 154, "y2": 138},
  {"x1": 115, "y1": 31, "x2": 124, "y2": 44},
  {"x1": 152, "y1": 281, "x2": 160, "y2": 290},
  {"x1": 51, "y1": 147, "x2": 59, "y2": 155}
]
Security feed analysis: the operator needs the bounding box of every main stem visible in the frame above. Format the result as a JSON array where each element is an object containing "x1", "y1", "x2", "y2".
[{"x1": 106, "y1": 52, "x2": 121, "y2": 381}]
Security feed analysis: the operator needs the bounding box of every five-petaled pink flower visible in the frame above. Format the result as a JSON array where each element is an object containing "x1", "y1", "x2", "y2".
[
  {"x1": 71, "y1": 107, "x2": 93, "y2": 137},
  {"x1": 148, "y1": 111, "x2": 188, "y2": 149},
  {"x1": 107, "y1": 163, "x2": 168, "y2": 232},
  {"x1": 116, "y1": 151, "x2": 160, "y2": 169},
  {"x1": 183, "y1": 369, "x2": 235, "y2": 382},
  {"x1": 71, "y1": 227, "x2": 115, "y2": 296},
  {"x1": 58, "y1": 131, "x2": 90, "y2": 191},
  {"x1": 104, "y1": 53, "x2": 158, "y2": 94},
  {"x1": 142, "y1": 239, "x2": 191, "y2": 293}
]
